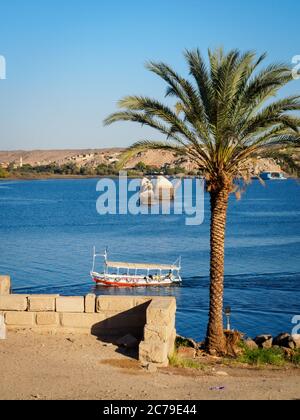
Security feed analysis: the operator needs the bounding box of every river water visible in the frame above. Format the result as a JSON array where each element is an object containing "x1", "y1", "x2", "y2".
[{"x1": 0, "y1": 178, "x2": 299, "y2": 340}]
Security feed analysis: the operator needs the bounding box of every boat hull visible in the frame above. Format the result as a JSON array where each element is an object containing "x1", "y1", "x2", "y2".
[
  {"x1": 260, "y1": 172, "x2": 287, "y2": 180},
  {"x1": 91, "y1": 272, "x2": 181, "y2": 287}
]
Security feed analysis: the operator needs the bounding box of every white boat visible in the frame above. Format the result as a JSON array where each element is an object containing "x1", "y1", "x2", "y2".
[
  {"x1": 260, "y1": 172, "x2": 287, "y2": 180},
  {"x1": 90, "y1": 248, "x2": 182, "y2": 287},
  {"x1": 140, "y1": 176, "x2": 176, "y2": 205}
]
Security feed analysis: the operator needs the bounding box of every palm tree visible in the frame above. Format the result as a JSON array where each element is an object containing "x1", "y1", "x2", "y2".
[{"x1": 104, "y1": 48, "x2": 300, "y2": 355}]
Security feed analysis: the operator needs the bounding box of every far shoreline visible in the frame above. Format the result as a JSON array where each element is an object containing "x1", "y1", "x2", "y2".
[
  {"x1": 0, "y1": 174, "x2": 298, "y2": 182},
  {"x1": 0, "y1": 174, "x2": 111, "y2": 181}
]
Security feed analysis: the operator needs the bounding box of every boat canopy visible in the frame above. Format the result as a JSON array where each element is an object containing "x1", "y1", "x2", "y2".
[{"x1": 105, "y1": 260, "x2": 180, "y2": 271}]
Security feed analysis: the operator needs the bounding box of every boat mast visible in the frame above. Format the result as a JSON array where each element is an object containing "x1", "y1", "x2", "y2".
[
  {"x1": 172, "y1": 256, "x2": 182, "y2": 270},
  {"x1": 92, "y1": 246, "x2": 96, "y2": 273},
  {"x1": 103, "y1": 247, "x2": 108, "y2": 275},
  {"x1": 91, "y1": 246, "x2": 108, "y2": 274}
]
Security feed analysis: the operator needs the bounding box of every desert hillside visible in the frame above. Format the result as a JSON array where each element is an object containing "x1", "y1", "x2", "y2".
[
  {"x1": 0, "y1": 149, "x2": 123, "y2": 168},
  {"x1": 0, "y1": 148, "x2": 283, "y2": 175}
]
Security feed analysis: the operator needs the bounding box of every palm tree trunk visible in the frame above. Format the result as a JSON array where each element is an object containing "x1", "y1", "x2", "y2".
[{"x1": 205, "y1": 186, "x2": 229, "y2": 355}]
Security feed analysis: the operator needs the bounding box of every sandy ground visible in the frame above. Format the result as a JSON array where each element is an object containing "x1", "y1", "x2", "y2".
[{"x1": 0, "y1": 331, "x2": 299, "y2": 400}]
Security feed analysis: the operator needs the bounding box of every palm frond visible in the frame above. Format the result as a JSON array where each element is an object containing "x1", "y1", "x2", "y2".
[{"x1": 104, "y1": 47, "x2": 300, "y2": 190}]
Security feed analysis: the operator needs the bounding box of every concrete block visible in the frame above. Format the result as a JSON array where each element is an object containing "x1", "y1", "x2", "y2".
[
  {"x1": 146, "y1": 310, "x2": 175, "y2": 327},
  {"x1": 146, "y1": 298, "x2": 176, "y2": 327},
  {"x1": 139, "y1": 340, "x2": 169, "y2": 364},
  {"x1": 28, "y1": 295, "x2": 57, "y2": 312},
  {"x1": 144, "y1": 324, "x2": 171, "y2": 342},
  {"x1": 134, "y1": 297, "x2": 152, "y2": 307},
  {"x1": 104, "y1": 312, "x2": 145, "y2": 328},
  {"x1": 148, "y1": 297, "x2": 176, "y2": 315},
  {"x1": 60, "y1": 312, "x2": 106, "y2": 329},
  {"x1": 96, "y1": 296, "x2": 135, "y2": 312},
  {"x1": 0, "y1": 275, "x2": 11, "y2": 295},
  {"x1": 56, "y1": 296, "x2": 84, "y2": 313},
  {"x1": 85, "y1": 294, "x2": 96, "y2": 313},
  {"x1": 168, "y1": 328, "x2": 177, "y2": 356},
  {"x1": 5, "y1": 311, "x2": 35, "y2": 326},
  {"x1": 36, "y1": 312, "x2": 59, "y2": 326},
  {"x1": 0, "y1": 295, "x2": 28, "y2": 311}
]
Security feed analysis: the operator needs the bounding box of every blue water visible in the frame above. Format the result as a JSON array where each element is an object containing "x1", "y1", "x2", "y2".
[{"x1": 0, "y1": 178, "x2": 299, "y2": 340}]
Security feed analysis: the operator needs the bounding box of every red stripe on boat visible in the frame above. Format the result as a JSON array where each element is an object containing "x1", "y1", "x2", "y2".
[{"x1": 93, "y1": 277, "x2": 170, "y2": 287}]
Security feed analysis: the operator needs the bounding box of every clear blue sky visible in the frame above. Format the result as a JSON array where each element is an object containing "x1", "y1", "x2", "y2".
[{"x1": 0, "y1": 0, "x2": 299, "y2": 150}]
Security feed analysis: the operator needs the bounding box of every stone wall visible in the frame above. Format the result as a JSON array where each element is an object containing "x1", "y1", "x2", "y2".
[
  {"x1": 0, "y1": 276, "x2": 176, "y2": 366},
  {"x1": 0, "y1": 275, "x2": 10, "y2": 295}
]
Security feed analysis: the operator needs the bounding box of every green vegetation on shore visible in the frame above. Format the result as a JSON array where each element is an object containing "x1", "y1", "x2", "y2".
[
  {"x1": 1, "y1": 162, "x2": 118, "y2": 178},
  {"x1": 173, "y1": 336, "x2": 300, "y2": 369},
  {"x1": 236, "y1": 343, "x2": 300, "y2": 367},
  {"x1": 237, "y1": 346, "x2": 287, "y2": 366},
  {"x1": 170, "y1": 346, "x2": 300, "y2": 370},
  {"x1": 0, "y1": 160, "x2": 192, "y2": 179},
  {"x1": 0, "y1": 167, "x2": 9, "y2": 178},
  {"x1": 169, "y1": 353, "x2": 205, "y2": 370}
]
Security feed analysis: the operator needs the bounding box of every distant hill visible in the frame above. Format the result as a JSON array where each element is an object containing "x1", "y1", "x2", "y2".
[
  {"x1": 0, "y1": 147, "x2": 285, "y2": 176},
  {"x1": 0, "y1": 148, "x2": 124, "y2": 168}
]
